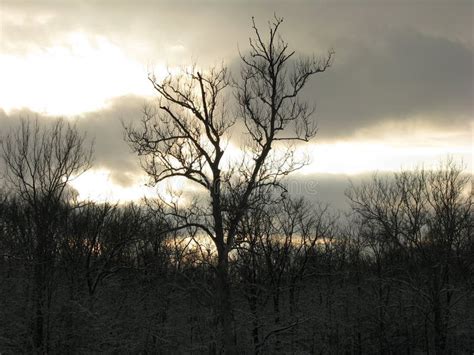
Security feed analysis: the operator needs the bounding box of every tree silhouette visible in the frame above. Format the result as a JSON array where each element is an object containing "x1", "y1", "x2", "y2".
[
  {"x1": 125, "y1": 15, "x2": 333, "y2": 352},
  {"x1": 1, "y1": 118, "x2": 92, "y2": 353},
  {"x1": 347, "y1": 160, "x2": 473, "y2": 353}
]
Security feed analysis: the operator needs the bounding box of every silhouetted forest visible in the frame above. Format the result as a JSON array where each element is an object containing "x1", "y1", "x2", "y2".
[
  {"x1": 1, "y1": 15, "x2": 473, "y2": 355},
  {"x1": 0, "y1": 120, "x2": 472, "y2": 353}
]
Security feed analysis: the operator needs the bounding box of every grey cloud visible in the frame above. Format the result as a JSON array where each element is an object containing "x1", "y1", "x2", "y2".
[
  {"x1": 0, "y1": 103, "x2": 382, "y2": 211},
  {"x1": 226, "y1": 27, "x2": 473, "y2": 142},
  {"x1": 306, "y1": 30, "x2": 473, "y2": 139},
  {"x1": 0, "y1": 109, "x2": 21, "y2": 132},
  {"x1": 2, "y1": 1, "x2": 472, "y2": 61},
  {"x1": 0, "y1": 96, "x2": 149, "y2": 188},
  {"x1": 286, "y1": 173, "x2": 370, "y2": 213},
  {"x1": 74, "y1": 95, "x2": 150, "y2": 185},
  {"x1": 0, "y1": 102, "x2": 466, "y2": 212},
  {"x1": 3, "y1": 1, "x2": 472, "y2": 138},
  {"x1": 1, "y1": 0, "x2": 472, "y2": 187}
]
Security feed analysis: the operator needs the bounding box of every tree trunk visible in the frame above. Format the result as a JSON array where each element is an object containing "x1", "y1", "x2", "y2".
[
  {"x1": 433, "y1": 295, "x2": 447, "y2": 354},
  {"x1": 433, "y1": 268, "x2": 447, "y2": 354},
  {"x1": 33, "y1": 287, "x2": 44, "y2": 354},
  {"x1": 216, "y1": 251, "x2": 235, "y2": 354},
  {"x1": 248, "y1": 291, "x2": 260, "y2": 354},
  {"x1": 273, "y1": 290, "x2": 282, "y2": 351},
  {"x1": 33, "y1": 236, "x2": 46, "y2": 354}
]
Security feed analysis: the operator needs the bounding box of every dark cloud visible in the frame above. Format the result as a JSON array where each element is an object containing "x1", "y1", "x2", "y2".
[
  {"x1": 223, "y1": 25, "x2": 473, "y2": 142},
  {"x1": 0, "y1": 103, "x2": 468, "y2": 210},
  {"x1": 74, "y1": 95, "x2": 147, "y2": 183},
  {"x1": 2, "y1": 1, "x2": 472, "y2": 59},
  {"x1": 308, "y1": 30, "x2": 473, "y2": 139},
  {"x1": 3, "y1": 1, "x2": 472, "y2": 136}
]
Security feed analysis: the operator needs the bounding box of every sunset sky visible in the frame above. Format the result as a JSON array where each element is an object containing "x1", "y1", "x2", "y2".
[{"x1": 1, "y1": 0, "x2": 472, "y2": 210}]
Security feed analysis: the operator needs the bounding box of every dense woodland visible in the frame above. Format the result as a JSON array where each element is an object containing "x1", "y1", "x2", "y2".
[
  {"x1": 0, "y1": 121, "x2": 472, "y2": 354},
  {"x1": 1, "y1": 16, "x2": 473, "y2": 355}
]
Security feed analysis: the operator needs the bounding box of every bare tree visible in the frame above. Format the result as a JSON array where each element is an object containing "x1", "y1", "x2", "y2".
[
  {"x1": 235, "y1": 196, "x2": 335, "y2": 353},
  {"x1": 125, "y1": 15, "x2": 333, "y2": 352},
  {"x1": 1, "y1": 118, "x2": 92, "y2": 353},
  {"x1": 346, "y1": 160, "x2": 473, "y2": 354},
  {"x1": 61, "y1": 203, "x2": 144, "y2": 308}
]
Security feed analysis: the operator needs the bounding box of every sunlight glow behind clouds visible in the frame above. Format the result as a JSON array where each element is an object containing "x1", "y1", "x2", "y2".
[
  {"x1": 1, "y1": 2, "x2": 471, "y2": 206},
  {"x1": 69, "y1": 169, "x2": 154, "y2": 203},
  {"x1": 300, "y1": 122, "x2": 473, "y2": 175},
  {"x1": 69, "y1": 169, "x2": 197, "y2": 204},
  {"x1": 0, "y1": 32, "x2": 162, "y2": 116},
  {"x1": 299, "y1": 141, "x2": 471, "y2": 175},
  {"x1": 68, "y1": 131, "x2": 471, "y2": 204}
]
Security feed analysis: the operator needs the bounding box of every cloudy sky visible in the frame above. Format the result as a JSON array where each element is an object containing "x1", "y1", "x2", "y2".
[{"x1": 1, "y1": 0, "x2": 472, "y2": 210}]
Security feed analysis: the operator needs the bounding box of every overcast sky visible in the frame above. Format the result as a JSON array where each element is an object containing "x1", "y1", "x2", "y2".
[{"x1": 1, "y1": 0, "x2": 472, "y2": 210}]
